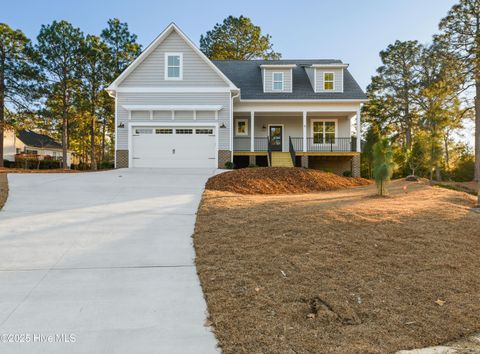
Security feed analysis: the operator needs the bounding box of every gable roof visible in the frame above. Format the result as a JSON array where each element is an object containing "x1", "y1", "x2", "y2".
[
  {"x1": 106, "y1": 23, "x2": 238, "y2": 92},
  {"x1": 212, "y1": 59, "x2": 367, "y2": 100},
  {"x1": 18, "y1": 130, "x2": 63, "y2": 149}
]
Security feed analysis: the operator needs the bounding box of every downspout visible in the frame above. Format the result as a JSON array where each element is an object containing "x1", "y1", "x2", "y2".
[{"x1": 230, "y1": 90, "x2": 240, "y2": 162}]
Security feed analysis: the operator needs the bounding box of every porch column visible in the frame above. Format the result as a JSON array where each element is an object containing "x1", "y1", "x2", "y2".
[
  {"x1": 356, "y1": 107, "x2": 361, "y2": 152},
  {"x1": 302, "y1": 111, "x2": 307, "y2": 152},
  {"x1": 250, "y1": 111, "x2": 255, "y2": 152}
]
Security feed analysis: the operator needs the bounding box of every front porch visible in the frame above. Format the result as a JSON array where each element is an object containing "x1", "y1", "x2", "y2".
[{"x1": 232, "y1": 110, "x2": 361, "y2": 175}]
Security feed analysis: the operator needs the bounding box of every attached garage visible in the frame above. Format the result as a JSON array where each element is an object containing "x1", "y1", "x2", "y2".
[{"x1": 131, "y1": 125, "x2": 217, "y2": 168}]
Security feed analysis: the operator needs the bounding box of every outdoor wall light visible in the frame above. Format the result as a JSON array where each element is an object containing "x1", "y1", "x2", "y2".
[
  {"x1": 220, "y1": 123, "x2": 226, "y2": 128},
  {"x1": 262, "y1": 124, "x2": 266, "y2": 129},
  {"x1": 117, "y1": 122, "x2": 125, "y2": 128}
]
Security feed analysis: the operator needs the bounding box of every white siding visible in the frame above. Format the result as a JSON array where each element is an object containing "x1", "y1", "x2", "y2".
[
  {"x1": 117, "y1": 92, "x2": 231, "y2": 150},
  {"x1": 315, "y1": 68, "x2": 344, "y2": 92},
  {"x1": 120, "y1": 31, "x2": 228, "y2": 87},
  {"x1": 262, "y1": 68, "x2": 293, "y2": 93}
]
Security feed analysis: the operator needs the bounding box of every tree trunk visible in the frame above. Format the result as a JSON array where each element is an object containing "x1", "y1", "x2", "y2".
[
  {"x1": 444, "y1": 133, "x2": 450, "y2": 171},
  {"x1": 90, "y1": 112, "x2": 97, "y2": 171},
  {"x1": 475, "y1": 79, "x2": 480, "y2": 206},
  {"x1": 62, "y1": 115, "x2": 68, "y2": 169},
  {"x1": 101, "y1": 117, "x2": 106, "y2": 163},
  {"x1": 435, "y1": 163, "x2": 442, "y2": 181}
]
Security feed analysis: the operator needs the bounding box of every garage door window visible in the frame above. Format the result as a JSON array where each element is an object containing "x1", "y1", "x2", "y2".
[
  {"x1": 196, "y1": 129, "x2": 213, "y2": 135},
  {"x1": 135, "y1": 128, "x2": 153, "y2": 134},
  {"x1": 176, "y1": 129, "x2": 193, "y2": 134},
  {"x1": 156, "y1": 128, "x2": 173, "y2": 134}
]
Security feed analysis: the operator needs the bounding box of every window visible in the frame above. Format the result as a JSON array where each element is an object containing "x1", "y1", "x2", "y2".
[
  {"x1": 324, "y1": 72, "x2": 334, "y2": 90},
  {"x1": 135, "y1": 128, "x2": 153, "y2": 134},
  {"x1": 272, "y1": 72, "x2": 284, "y2": 91},
  {"x1": 175, "y1": 129, "x2": 193, "y2": 134},
  {"x1": 195, "y1": 129, "x2": 214, "y2": 135},
  {"x1": 312, "y1": 120, "x2": 336, "y2": 144},
  {"x1": 156, "y1": 128, "x2": 173, "y2": 134},
  {"x1": 26, "y1": 149, "x2": 38, "y2": 154},
  {"x1": 235, "y1": 119, "x2": 248, "y2": 136},
  {"x1": 165, "y1": 53, "x2": 183, "y2": 80}
]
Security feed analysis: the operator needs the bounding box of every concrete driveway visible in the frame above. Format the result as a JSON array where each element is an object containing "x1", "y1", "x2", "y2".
[{"x1": 0, "y1": 169, "x2": 219, "y2": 354}]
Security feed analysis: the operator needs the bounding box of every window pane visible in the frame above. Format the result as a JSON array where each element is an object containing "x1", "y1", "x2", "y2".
[
  {"x1": 324, "y1": 81, "x2": 334, "y2": 90},
  {"x1": 168, "y1": 67, "x2": 180, "y2": 78},
  {"x1": 156, "y1": 129, "x2": 173, "y2": 134},
  {"x1": 168, "y1": 55, "x2": 180, "y2": 66},
  {"x1": 237, "y1": 121, "x2": 246, "y2": 134},
  {"x1": 176, "y1": 129, "x2": 193, "y2": 134},
  {"x1": 273, "y1": 81, "x2": 283, "y2": 90},
  {"x1": 325, "y1": 122, "x2": 335, "y2": 133},
  {"x1": 273, "y1": 73, "x2": 283, "y2": 81},
  {"x1": 135, "y1": 128, "x2": 153, "y2": 134},
  {"x1": 313, "y1": 132, "x2": 323, "y2": 144},
  {"x1": 324, "y1": 73, "x2": 334, "y2": 81},
  {"x1": 313, "y1": 122, "x2": 323, "y2": 133},
  {"x1": 196, "y1": 129, "x2": 213, "y2": 134},
  {"x1": 325, "y1": 133, "x2": 335, "y2": 144}
]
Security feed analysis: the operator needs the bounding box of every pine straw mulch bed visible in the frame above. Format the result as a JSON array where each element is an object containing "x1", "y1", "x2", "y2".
[
  {"x1": 0, "y1": 167, "x2": 85, "y2": 174},
  {"x1": 206, "y1": 167, "x2": 371, "y2": 194},
  {"x1": 0, "y1": 174, "x2": 8, "y2": 210},
  {"x1": 194, "y1": 179, "x2": 480, "y2": 354}
]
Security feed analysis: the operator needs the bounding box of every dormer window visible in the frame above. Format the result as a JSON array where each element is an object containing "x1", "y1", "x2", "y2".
[
  {"x1": 165, "y1": 53, "x2": 183, "y2": 80},
  {"x1": 324, "y1": 72, "x2": 334, "y2": 90},
  {"x1": 272, "y1": 72, "x2": 284, "y2": 91}
]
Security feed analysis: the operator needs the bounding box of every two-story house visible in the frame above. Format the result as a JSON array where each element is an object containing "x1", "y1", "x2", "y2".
[{"x1": 107, "y1": 23, "x2": 367, "y2": 176}]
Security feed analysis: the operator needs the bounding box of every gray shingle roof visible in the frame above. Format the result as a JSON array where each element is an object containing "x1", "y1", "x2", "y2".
[
  {"x1": 212, "y1": 59, "x2": 367, "y2": 100},
  {"x1": 18, "y1": 130, "x2": 62, "y2": 149}
]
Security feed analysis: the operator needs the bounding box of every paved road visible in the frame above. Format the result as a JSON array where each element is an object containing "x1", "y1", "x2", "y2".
[{"x1": 0, "y1": 169, "x2": 219, "y2": 354}]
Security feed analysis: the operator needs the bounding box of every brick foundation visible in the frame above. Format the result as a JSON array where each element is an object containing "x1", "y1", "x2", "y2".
[
  {"x1": 116, "y1": 150, "x2": 129, "y2": 168},
  {"x1": 352, "y1": 154, "x2": 361, "y2": 177},
  {"x1": 218, "y1": 150, "x2": 232, "y2": 168}
]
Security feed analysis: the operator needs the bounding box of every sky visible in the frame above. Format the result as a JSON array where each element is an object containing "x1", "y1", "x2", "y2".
[{"x1": 2, "y1": 0, "x2": 458, "y2": 91}]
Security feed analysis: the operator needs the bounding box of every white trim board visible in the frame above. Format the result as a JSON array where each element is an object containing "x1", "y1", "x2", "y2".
[
  {"x1": 107, "y1": 23, "x2": 239, "y2": 91},
  {"x1": 114, "y1": 87, "x2": 232, "y2": 93},
  {"x1": 122, "y1": 105, "x2": 223, "y2": 111}
]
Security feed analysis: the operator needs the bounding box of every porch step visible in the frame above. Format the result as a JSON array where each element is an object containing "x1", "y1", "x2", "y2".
[{"x1": 270, "y1": 152, "x2": 294, "y2": 167}]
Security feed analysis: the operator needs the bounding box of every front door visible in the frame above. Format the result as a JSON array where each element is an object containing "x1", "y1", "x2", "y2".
[{"x1": 269, "y1": 125, "x2": 283, "y2": 151}]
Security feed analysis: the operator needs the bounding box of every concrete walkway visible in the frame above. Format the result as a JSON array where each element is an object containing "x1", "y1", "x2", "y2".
[{"x1": 0, "y1": 169, "x2": 220, "y2": 354}]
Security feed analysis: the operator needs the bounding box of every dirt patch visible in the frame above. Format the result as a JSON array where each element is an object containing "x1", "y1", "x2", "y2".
[
  {"x1": 0, "y1": 174, "x2": 8, "y2": 210},
  {"x1": 206, "y1": 167, "x2": 371, "y2": 195},
  {"x1": 194, "y1": 180, "x2": 480, "y2": 354}
]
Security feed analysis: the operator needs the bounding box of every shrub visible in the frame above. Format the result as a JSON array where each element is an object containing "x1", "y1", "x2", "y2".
[
  {"x1": 99, "y1": 161, "x2": 114, "y2": 170},
  {"x1": 451, "y1": 155, "x2": 475, "y2": 182},
  {"x1": 224, "y1": 161, "x2": 235, "y2": 169},
  {"x1": 2, "y1": 160, "x2": 14, "y2": 168},
  {"x1": 342, "y1": 170, "x2": 352, "y2": 177},
  {"x1": 373, "y1": 137, "x2": 394, "y2": 196}
]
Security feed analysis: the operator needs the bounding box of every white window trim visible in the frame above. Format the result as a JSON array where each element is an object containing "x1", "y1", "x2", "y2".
[
  {"x1": 323, "y1": 72, "x2": 335, "y2": 91},
  {"x1": 310, "y1": 118, "x2": 338, "y2": 145},
  {"x1": 272, "y1": 72, "x2": 284, "y2": 91},
  {"x1": 164, "y1": 52, "x2": 183, "y2": 80},
  {"x1": 235, "y1": 118, "x2": 248, "y2": 136}
]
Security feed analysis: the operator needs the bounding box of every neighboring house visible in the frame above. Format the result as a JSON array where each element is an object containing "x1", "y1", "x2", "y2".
[
  {"x1": 3, "y1": 129, "x2": 74, "y2": 166},
  {"x1": 107, "y1": 23, "x2": 367, "y2": 176}
]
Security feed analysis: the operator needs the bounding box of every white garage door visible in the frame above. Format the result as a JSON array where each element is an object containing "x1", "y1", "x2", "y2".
[{"x1": 131, "y1": 127, "x2": 216, "y2": 168}]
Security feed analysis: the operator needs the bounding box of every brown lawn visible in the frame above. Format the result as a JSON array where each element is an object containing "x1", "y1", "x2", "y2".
[
  {"x1": 194, "y1": 179, "x2": 480, "y2": 354},
  {"x1": 0, "y1": 174, "x2": 7, "y2": 210}
]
